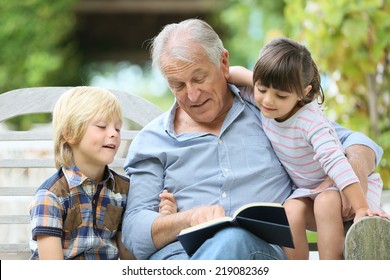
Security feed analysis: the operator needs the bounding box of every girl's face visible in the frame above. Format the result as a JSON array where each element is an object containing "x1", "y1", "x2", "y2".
[{"x1": 254, "y1": 81, "x2": 301, "y2": 122}]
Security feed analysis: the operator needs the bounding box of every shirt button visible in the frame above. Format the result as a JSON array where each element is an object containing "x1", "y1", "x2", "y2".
[
  {"x1": 218, "y1": 139, "x2": 223, "y2": 144},
  {"x1": 221, "y1": 192, "x2": 227, "y2": 198},
  {"x1": 224, "y1": 168, "x2": 229, "y2": 173}
]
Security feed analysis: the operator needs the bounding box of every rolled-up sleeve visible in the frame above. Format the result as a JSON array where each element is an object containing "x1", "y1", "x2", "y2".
[
  {"x1": 122, "y1": 207, "x2": 159, "y2": 259},
  {"x1": 122, "y1": 122, "x2": 166, "y2": 259}
]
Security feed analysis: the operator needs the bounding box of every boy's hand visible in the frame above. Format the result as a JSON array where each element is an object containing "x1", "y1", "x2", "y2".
[{"x1": 159, "y1": 189, "x2": 177, "y2": 215}]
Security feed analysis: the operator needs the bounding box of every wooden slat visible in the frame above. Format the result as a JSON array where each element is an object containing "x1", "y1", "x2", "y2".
[
  {"x1": 0, "y1": 88, "x2": 66, "y2": 122},
  {"x1": 308, "y1": 242, "x2": 318, "y2": 251},
  {"x1": 0, "y1": 130, "x2": 138, "y2": 141},
  {"x1": 0, "y1": 158, "x2": 125, "y2": 168},
  {"x1": 0, "y1": 187, "x2": 37, "y2": 196},
  {"x1": 0, "y1": 131, "x2": 52, "y2": 141},
  {"x1": 0, "y1": 159, "x2": 55, "y2": 168},
  {"x1": 0, "y1": 243, "x2": 30, "y2": 253},
  {"x1": 0, "y1": 215, "x2": 30, "y2": 224},
  {"x1": 0, "y1": 87, "x2": 162, "y2": 126},
  {"x1": 121, "y1": 130, "x2": 139, "y2": 140}
]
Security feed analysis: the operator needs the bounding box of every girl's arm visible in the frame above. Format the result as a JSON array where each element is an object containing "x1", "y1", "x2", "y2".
[
  {"x1": 229, "y1": 66, "x2": 253, "y2": 87},
  {"x1": 159, "y1": 189, "x2": 177, "y2": 215},
  {"x1": 36, "y1": 235, "x2": 64, "y2": 259}
]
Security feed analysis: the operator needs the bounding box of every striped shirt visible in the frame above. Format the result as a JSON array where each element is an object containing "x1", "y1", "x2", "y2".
[
  {"x1": 240, "y1": 86, "x2": 383, "y2": 207},
  {"x1": 29, "y1": 164, "x2": 129, "y2": 260},
  {"x1": 261, "y1": 101, "x2": 360, "y2": 198}
]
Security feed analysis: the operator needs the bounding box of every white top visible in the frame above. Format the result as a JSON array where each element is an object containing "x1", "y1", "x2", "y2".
[{"x1": 261, "y1": 101, "x2": 359, "y2": 199}]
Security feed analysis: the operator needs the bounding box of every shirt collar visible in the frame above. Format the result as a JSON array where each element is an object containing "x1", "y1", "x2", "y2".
[{"x1": 62, "y1": 164, "x2": 114, "y2": 190}]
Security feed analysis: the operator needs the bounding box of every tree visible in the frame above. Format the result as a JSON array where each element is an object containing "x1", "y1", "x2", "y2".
[{"x1": 0, "y1": 0, "x2": 80, "y2": 130}]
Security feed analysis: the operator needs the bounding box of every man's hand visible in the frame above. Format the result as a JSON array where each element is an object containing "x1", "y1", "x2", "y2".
[
  {"x1": 189, "y1": 205, "x2": 226, "y2": 227},
  {"x1": 310, "y1": 176, "x2": 335, "y2": 193},
  {"x1": 152, "y1": 204, "x2": 225, "y2": 250}
]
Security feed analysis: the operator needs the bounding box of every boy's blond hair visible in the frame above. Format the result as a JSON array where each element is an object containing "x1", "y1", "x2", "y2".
[{"x1": 52, "y1": 86, "x2": 122, "y2": 169}]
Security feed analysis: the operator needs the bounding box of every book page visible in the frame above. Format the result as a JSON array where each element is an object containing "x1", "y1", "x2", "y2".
[
  {"x1": 233, "y1": 202, "x2": 283, "y2": 218},
  {"x1": 178, "y1": 216, "x2": 233, "y2": 235}
]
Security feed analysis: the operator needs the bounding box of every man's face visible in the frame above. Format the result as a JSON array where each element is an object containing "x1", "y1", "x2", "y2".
[{"x1": 161, "y1": 50, "x2": 232, "y2": 125}]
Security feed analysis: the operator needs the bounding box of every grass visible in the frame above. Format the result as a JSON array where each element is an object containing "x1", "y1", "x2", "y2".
[{"x1": 306, "y1": 230, "x2": 318, "y2": 243}]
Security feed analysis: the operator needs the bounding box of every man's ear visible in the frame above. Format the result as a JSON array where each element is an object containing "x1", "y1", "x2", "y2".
[{"x1": 221, "y1": 49, "x2": 230, "y2": 80}]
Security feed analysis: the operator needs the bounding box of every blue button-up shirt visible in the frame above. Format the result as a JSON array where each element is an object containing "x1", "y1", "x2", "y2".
[{"x1": 122, "y1": 84, "x2": 383, "y2": 259}]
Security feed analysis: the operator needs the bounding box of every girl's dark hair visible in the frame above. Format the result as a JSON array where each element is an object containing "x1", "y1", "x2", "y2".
[{"x1": 253, "y1": 37, "x2": 324, "y2": 105}]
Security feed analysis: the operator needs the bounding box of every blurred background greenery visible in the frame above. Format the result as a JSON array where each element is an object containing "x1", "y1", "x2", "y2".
[{"x1": 0, "y1": 0, "x2": 389, "y2": 188}]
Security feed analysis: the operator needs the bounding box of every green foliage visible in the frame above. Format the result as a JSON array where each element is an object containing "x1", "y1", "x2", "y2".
[
  {"x1": 143, "y1": 93, "x2": 175, "y2": 112},
  {"x1": 216, "y1": 0, "x2": 286, "y2": 68},
  {"x1": 0, "y1": 0, "x2": 80, "y2": 130},
  {"x1": 306, "y1": 230, "x2": 318, "y2": 243}
]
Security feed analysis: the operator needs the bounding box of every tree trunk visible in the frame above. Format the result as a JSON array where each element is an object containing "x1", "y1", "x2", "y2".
[{"x1": 366, "y1": 74, "x2": 379, "y2": 137}]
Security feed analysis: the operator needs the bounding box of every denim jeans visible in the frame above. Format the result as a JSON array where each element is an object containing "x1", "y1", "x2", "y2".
[{"x1": 149, "y1": 227, "x2": 286, "y2": 260}]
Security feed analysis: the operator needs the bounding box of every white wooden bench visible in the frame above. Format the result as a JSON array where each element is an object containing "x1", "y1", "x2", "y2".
[{"x1": 0, "y1": 87, "x2": 163, "y2": 260}]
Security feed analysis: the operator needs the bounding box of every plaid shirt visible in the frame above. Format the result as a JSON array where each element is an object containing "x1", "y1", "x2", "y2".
[{"x1": 29, "y1": 164, "x2": 129, "y2": 260}]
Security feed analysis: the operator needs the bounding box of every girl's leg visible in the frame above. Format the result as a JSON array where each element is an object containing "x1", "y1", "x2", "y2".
[
  {"x1": 314, "y1": 190, "x2": 344, "y2": 260},
  {"x1": 283, "y1": 198, "x2": 314, "y2": 260}
]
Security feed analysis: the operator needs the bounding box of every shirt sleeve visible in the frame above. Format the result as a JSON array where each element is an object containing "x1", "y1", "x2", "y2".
[
  {"x1": 122, "y1": 133, "x2": 163, "y2": 260},
  {"x1": 237, "y1": 85, "x2": 257, "y2": 106},
  {"x1": 30, "y1": 189, "x2": 64, "y2": 240},
  {"x1": 333, "y1": 122, "x2": 384, "y2": 167},
  {"x1": 306, "y1": 118, "x2": 359, "y2": 190}
]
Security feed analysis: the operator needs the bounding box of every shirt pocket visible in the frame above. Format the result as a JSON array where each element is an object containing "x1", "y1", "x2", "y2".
[
  {"x1": 63, "y1": 205, "x2": 82, "y2": 239},
  {"x1": 103, "y1": 204, "x2": 123, "y2": 232},
  {"x1": 242, "y1": 136, "x2": 285, "y2": 178}
]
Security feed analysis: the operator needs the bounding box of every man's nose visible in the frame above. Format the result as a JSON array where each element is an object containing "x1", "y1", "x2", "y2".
[{"x1": 187, "y1": 83, "x2": 200, "y2": 102}]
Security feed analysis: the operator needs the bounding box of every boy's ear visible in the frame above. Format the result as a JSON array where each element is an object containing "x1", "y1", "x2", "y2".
[{"x1": 63, "y1": 130, "x2": 76, "y2": 145}]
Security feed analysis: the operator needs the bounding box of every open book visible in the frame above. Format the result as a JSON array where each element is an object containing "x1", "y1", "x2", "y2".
[{"x1": 177, "y1": 202, "x2": 294, "y2": 255}]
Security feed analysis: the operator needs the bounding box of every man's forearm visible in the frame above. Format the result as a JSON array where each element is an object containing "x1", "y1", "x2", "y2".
[{"x1": 151, "y1": 210, "x2": 191, "y2": 249}]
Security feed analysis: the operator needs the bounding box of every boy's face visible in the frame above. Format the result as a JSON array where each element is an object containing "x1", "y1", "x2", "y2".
[{"x1": 70, "y1": 118, "x2": 122, "y2": 171}]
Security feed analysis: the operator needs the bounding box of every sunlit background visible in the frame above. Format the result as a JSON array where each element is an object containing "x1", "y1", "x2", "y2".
[
  {"x1": 1, "y1": 0, "x2": 390, "y2": 261},
  {"x1": 1, "y1": 1, "x2": 390, "y2": 257},
  {"x1": 3, "y1": 0, "x2": 388, "y2": 184}
]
